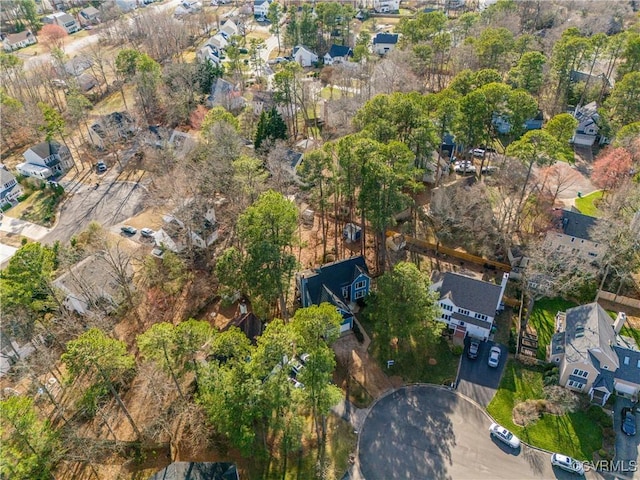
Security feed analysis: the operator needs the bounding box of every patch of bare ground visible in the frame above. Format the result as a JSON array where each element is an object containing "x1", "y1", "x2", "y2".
[{"x1": 333, "y1": 332, "x2": 402, "y2": 400}]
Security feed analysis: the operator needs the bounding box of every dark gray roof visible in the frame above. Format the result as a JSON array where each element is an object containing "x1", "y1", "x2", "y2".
[
  {"x1": 437, "y1": 272, "x2": 502, "y2": 318},
  {"x1": 550, "y1": 332, "x2": 565, "y2": 356},
  {"x1": 592, "y1": 370, "x2": 614, "y2": 392},
  {"x1": 224, "y1": 312, "x2": 263, "y2": 345},
  {"x1": 27, "y1": 141, "x2": 63, "y2": 160},
  {"x1": 298, "y1": 256, "x2": 369, "y2": 310},
  {"x1": 373, "y1": 33, "x2": 399, "y2": 45},
  {"x1": 563, "y1": 303, "x2": 618, "y2": 365},
  {"x1": 614, "y1": 346, "x2": 640, "y2": 386},
  {"x1": 561, "y1": 210, "x2": 597, "y2": 241},
  {"x1": 451, "y1": 311, "x2": 492, "y2": 330},
  {"x1": 328, "y1": 44, "x2": 352, "y2": 58},
  {"x1": 148, "y1": 462, "x2": 238, "y2": 480},
  {"x1": 285, "y1": 150, "x2": 303, "y2": 170}
]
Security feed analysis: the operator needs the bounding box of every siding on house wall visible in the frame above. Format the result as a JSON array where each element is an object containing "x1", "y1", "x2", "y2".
[{"x1": 545, "y1": 232, "x2": 603, "y2": 260}]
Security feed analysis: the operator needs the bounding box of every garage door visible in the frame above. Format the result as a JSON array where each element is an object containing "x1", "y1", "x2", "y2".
[{"x1": 615, "y1": 382, "x2": 637, "y2": 396}]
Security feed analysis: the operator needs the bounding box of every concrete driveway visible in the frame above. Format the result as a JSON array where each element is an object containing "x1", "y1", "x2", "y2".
[
  {"x1": 43, "y1": 179, "x2": 147, "y2": 245},
  {"x1": 456, "y1": 340, "x2": 507, "y2": 407},
  {"x1": 356, "y1": 385, "x2": 597, "y2": 480},
  {"x1": 614, "y1": 397, "x2": 640, "y2": 478}
]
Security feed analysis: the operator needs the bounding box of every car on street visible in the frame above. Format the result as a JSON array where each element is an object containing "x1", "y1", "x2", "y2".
[
  {"x1": 467, "y1": 339, "x2": 480, "y2": 359},
  {"x1": 140, "y1": 227, "x2": 155, "y2": 238},
  {"x1": 622, "y1": 407, "x2": 637, "y2": 436},
  {"x1": 96, "y1": 161, "x2": 107, "y2": 173},
  {"x1": 488, "y1": 346, "x2": 501, "y2": 368},
  {"x1": 489, "y1": 422, "x2": 520, "y2": 449},
  {"x1": 551, "y1": 453, "x2": 585, "y2": 475},
  {"x1": 121, "y1": 225, "x2": 137, "y2": 235}
]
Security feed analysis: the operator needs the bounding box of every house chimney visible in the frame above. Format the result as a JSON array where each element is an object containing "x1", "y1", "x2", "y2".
[
  {"x1": 497, "y1": 272, "x2": 509, "y2": 311},
  {"x1": 614, "y1": 312, "x2": 627, "y2": 334},
  {"x1": 239, "y1": 299, "x2": 248, "y2": 315}
]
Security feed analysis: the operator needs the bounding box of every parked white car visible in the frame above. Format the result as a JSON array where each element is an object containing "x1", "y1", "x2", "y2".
[
  {"x1": 454, "y1": 161, "x2": 476, "y2": 174},
  {"x1": 551, "y1": 453, "x2": 585, "y2": 475},
  {"x1": 488, "y1": 346, "x2": 501, "y2": 368},
  {"x1": 489, "y1": 422, "x2": 520, "y2": 449}
]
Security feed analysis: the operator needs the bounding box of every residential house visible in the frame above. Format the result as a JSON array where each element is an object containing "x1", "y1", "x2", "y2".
[
  {"x1": 168, "y1": 130, "x2": 196, "y2": 156},
  {"x1": 115, "y1": 0, "x2": 138, "y2": 12},
  {"x1": 53, "y1": 252, "x2": 134, "y2": 316},
  {"x1": 148, "y1": 462, "x2": 239, "y2": 480},
  {"x1": 296, "y1": 255, "x2": 371, "y2": 333},
  {"x1": 323, "y1": 44, "x2": 353, "y2": 65},
  {"x1": 372, "y1": 33, "x2": 399, "y2": 55},
  {"x1": 223, "y1": 311, "x2": 264, "y2": 345},
  {"x1": 18, "y1": 141, "x2": 74, "y2": 179},
  {"x1": 44, "y1": 12, "x2": 80, "y2": 34},
  {"x1": 544, "y1": 209, "x2": 603, "y2": 262},
  {"x1": 174, "y1": 0, "x2": 202, "y2": 16},
  {"x1": 2, "y1": 31, "x2": 37, "y2": 52},
  {"x1": 570, "y1": 101, "x2": 607, "y2": 147},
  {"x1": 267, "y1": 149, "x2": 304, "y2": 185},
  {"x1": 492, "y1": 111, "x2": 544, "y2": 135},
  {"x1": 254, "y1": 0, "x2": 272, "y2": 19},
  {"x1": 206, "y1": 33, "x2": 229, "y2": 51},
  {"x1": 0, "y1": 166, "x2": 22, "y2": 208},
  {"x1": 252, "y1": 91, "x2": 292, "y2": 119},
  {"x1": 88, "y1": 112, "x2": 136, "y2": 150},
  {"x1": 207, "y1": 78, "x2": 246, "y2": 111},
  {"x1": 569, "y1": 70, "x2": 611, "y2": 92},
  {"x1": 361, "y1": 0, "x2": 400, "y2": 12},
  {"x1": 430, "y1": 272, "x2": 509, "y2": 341},
  {"x1": 549, "y1": 303, "x2": 640, "y2": 405},
  {"x1": 196, "y1": 44, "x2": 221, "y2": 65},
  {"x1": 79, "y1": 6, "x2": 101, "y2": 25},
  {"x1": 153, "y1": 203, "x2": 218, "y2": 254},
  {"x1": 219, "y1": 19, "x2": 239, "y2": 39},
  {"x1": 292, "y1": 45, "x2": 318, "y2": 67}
]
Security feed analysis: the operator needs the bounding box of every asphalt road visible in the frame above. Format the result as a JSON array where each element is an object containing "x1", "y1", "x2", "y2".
[
  {"x1": 456, "y1": 340, "x2": 507, "y2": 407},
  {"x1": 356, "y1": 385, "x2": 602, "y2": 480},
  {"x1": 613, "y1": 397, "x2": 640, "y2": 478},
  {"x1": 43, "y1": 177, "x2": 147, "y2": 245}
]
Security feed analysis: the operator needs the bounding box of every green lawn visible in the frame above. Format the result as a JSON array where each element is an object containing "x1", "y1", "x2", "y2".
[
  {"x1": 528, "y1": 298, "x2": 577, "y2": 360},
  {"x1": 320, "y1": 86, "x2": 343, "y2": 100},
  {"x1": 575, "y1": 190, "x2": 604, "y2": 217},
  {"x1": 487, "y1": 361, "x2": 603, "y2": 460}
]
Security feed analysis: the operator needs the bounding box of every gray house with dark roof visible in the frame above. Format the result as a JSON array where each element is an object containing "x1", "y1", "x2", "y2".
[
  {"x1": 549, "y1": 302, "x2": 639, "y2": 405},
  {"x1": 372, "y1": 33, "x2": 399, "y2": 55},
  {"x1": 296, "y1": 256, "x2": 370, "y2": 333},
  {"x1": 431, "y1": 272, "x2": 509, "y2": 341},
  {"x1": 18, "y1": 141, "x2": 74, "y2": 179},
  {"x1": 544, "y1": 209, "x2": 603, "y2": 261}
]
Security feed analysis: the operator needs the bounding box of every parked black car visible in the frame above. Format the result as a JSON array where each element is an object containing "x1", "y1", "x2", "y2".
[{"x1": 622, "y1": 407, "x2": 636, "y2": 436}]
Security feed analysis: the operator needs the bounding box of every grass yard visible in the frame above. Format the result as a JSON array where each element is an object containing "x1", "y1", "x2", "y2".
[
  {"x1": 487, "y1": 360, "x2": 603, "y2": 460},
  {"x1": 575, "y1": 190, "x2": 604, "y2": 217},
  {"x1": 528, "y1": 298, "x2": 577, "y2": 360},
  {"x1": 320, "y1": 86, "x2": 343, "y2": 100}
]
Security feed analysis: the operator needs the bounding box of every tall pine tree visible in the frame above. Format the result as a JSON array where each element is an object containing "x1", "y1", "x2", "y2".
[{"x1": 254, "y1": 107, "x2": 287, "y2": 150}]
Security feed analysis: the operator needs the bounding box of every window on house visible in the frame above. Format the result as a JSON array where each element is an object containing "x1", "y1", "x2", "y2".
[
  {"x1": 459, "y1": 321, "x2": 465, "y2": 326},
  {"x1": 568, "y1": 380, "x2": 583, "y2": 389},
  {"x1": 458, "y1": 308, "x2": 470, "y2": 316},
  {"x1": 475, "y1": 313, "x2": 487, "y2": 321},
  {"x1": 572, "y1": 368, "x2": 588, "y2": 378},
  {"x1": 636, "y1": 360, "x2": 640, "y2": 368},
  {"x1": 341, "y1": 286, "x2": 349, "y2": 299},
  {"x1": 440, "y1": 303, "x2": 453, "y2": 312},
  {"x1": 355, "y1": 280, "x2": 366, "y2": 290},
  {"x1": 443, "y1": 314, "x2": 450, "y2": 321},
  {"x1": 354, "y1": 289, "x2": 366, "y2": 300},
  {"x1": 625, "y1": 356, "x2": 630, "y2": 365}
]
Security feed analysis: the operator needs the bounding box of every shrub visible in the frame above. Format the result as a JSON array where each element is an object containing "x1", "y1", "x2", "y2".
[
  {"x1": 451, "y1": 345, "x2": 464, "y2": 356},
  {"x1": 543, "y1": 373, "x2": 559, "y2": 386}
]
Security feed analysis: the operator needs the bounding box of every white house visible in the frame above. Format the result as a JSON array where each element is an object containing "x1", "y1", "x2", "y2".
[
  {"x1": 323, "y1": 44, "x2": 353, "y2": 65},
  {"x1": 44, "y1": 11, "x2": 80, "y2": 34},
  {"x1": 0, "y1": 166, "x2": 22, "y2": 208},
  {"x1": 254, "y1": 0, "x2": 272, "y2": 18},
  {"x1": 362, "y1": 0, "x2": 400, "y2": 12},
  {"x1": 220, "y1": 19, "x2": 239, "y2": 38},
  {"x1": 293, "y1": 45, "x2": 318, "y2": 67},
  {"x1": 2, "y1": 31, "x2": 37, "y2": 52},
  {"x1": 153, "y1": 204, "x2": 218, "y2": 254},
  {"x1": 544, "y1": 209, "x2": 604, "y2": 262},
  {"x1": 372, "y1": 32, "x2": 399, "y2": 55},
  {"x1": 570, "y1": 102, "x2": 607, "y2": 147},
  {"x1": 18, "y1": 141, "x2": 74, "y2": 179},
  {"x1": 197, "y1": 44, "x2": 221, "y2": 65},
  {"x1": 174, "y1": 0, "x2": 202, "y2": 16},
  {"x1": 431, "y1": 271, "x2": 508, "y2": 341}
]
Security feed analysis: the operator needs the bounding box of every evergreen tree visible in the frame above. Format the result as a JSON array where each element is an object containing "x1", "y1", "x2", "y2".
[{"x1": 254, "y1": 107, "x2": 287, "y2": 150}]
